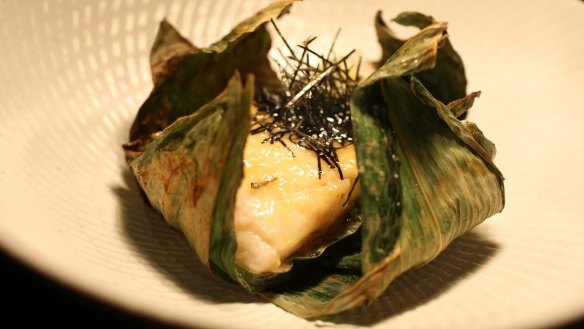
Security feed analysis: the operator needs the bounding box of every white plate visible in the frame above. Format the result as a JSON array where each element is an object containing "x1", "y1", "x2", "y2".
[{"x1": 1, "y1": 0, "x2": 584, "y2": 328}]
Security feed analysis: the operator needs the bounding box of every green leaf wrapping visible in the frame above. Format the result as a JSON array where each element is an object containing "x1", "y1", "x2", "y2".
[
  {"x1": 129, "y1": 74, "x2": 251, "y2": 269},
  {"x1": 375, "y1": 11, "x2": 468, "y2": 107},
  {"x1": 208, "y1": 76, "x2": 254, "y2": 283},
  {"x1": 149, "y1": 19, "x2": 199, "y2": 84},
  {"x1": 342, "y1": 23, "x2": 503, "y2": 314},
  {"x1": 124, "y1": 0, "x2": 294, "y2": 162}
]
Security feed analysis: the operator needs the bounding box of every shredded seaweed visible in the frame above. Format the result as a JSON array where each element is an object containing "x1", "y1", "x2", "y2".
[{"x1": 252, "y1": 21, "x2": 360, "y2": 179}]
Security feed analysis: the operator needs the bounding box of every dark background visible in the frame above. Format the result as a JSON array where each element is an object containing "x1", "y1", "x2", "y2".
[
  {"x1": 1, "y1": 249, "x2": 188, "y2": 329},
  {"x1": 2, "y1": 248, "x2": 582, "y2": 329}
]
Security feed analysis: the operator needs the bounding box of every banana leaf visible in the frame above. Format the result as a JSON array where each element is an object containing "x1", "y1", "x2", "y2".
[
  {"x1": 130, "y1": 73, "x2": 252, "y2": 271},
  {"x1": 123, "y1": 0, "x2": 294, "y2": 163},
  {"x1": 255, "y1": 21, "x2": 504, "y2": 318},
  {"x1": 375, "y1": 11, "x2": 468, "y2": 110},
  {"x1": 126, "y1": 1, "x2": 504, "y2": 320},
  {"x1": 149, "y1": 19, "x2": 199, "y2": 84}
]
